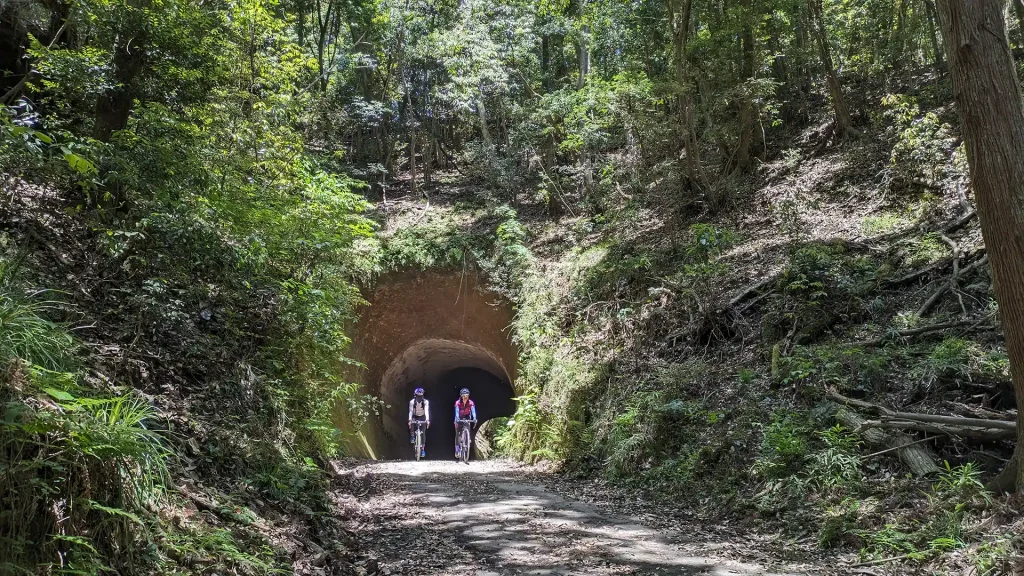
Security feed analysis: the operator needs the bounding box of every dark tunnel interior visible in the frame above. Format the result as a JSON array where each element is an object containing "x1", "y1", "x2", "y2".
[{"x1": 403, "y1": 367, "x2": 516, "y2": 460}]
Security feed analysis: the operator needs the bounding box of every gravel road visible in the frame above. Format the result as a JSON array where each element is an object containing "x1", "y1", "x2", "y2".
[{"x1": 337, "y1": 459, "x2": 830, "y2": 576}]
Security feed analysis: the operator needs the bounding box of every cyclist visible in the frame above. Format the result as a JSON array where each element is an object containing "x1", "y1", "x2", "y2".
[
  {"x1": 408, "y1": 387, "x2": 430, "y2": 458},
  {"x1": 453, "y1": 388, "x2": 477, "y2": 460}
]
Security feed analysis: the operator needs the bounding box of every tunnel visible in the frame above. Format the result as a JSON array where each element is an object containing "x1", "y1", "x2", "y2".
[{"x1": 340, "y1": 271, "x2": 518, "y2": 459}]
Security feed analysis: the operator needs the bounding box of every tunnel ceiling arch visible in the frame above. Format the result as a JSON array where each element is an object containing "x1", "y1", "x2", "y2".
[{"x1": 345, "y1": 271, "x2": 518, "y2": 458}]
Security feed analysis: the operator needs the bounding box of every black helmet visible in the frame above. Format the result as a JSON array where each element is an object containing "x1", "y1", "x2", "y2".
[{"x1": 460, "y1": 388, "x2": 470, "y2": 396}]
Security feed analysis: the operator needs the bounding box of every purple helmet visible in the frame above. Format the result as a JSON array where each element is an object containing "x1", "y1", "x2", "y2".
[{"x1": 414, "y1": 387, "x2": 424, "y2": 396}]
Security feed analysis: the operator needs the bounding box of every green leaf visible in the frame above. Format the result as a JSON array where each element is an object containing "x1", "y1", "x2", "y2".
[
  {"x1": 63, "y1": 152, "x2": 97, "y2": 175},
  {"x1": 43, "y1": 387, "x2": 76, "y2": 401},
  {"x1": 86, "y1": 501, "x2": 143, "y2": 525}
]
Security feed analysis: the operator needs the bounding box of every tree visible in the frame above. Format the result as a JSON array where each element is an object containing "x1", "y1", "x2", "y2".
[
  {"x1": 734, "y1": 0, "x2": 756, "y2": 173},
  {"x1": 935, "y1": 0, "x2": 1024, "y2": 493},
  {"x1": 93, "y1": 0, "x2": 149, "y2": 141},
  {"x1": 670, "y1": 0, "x2": 708, "y2": 190},
  {"x1": 806, "y1": 0, "x2": 853, "y2": 137}
]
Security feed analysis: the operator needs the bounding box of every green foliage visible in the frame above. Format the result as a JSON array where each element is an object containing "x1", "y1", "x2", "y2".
[
  {"x1": 818, "y1": 498, "x2": 863, "y2": 548},
  {"x1": 932, "y1": 461, "x2": 990, "y2": 505},
  {"x1": 753, "y1": 412, "x2": 810, "y2": 478},
  {"x1": 970, "y1": 538, "x2": 1016, "y2": 576},
  {"x1": 804, "y1": 426, "x2": 862, "y2": 490},
  {"x1": 0, "y1": 273, "x2": 73, "y2": 372},
  {"x1": 916, "y1": 338, "x2": 1009, "y2": 391},
  {"x1": 860, "y1": 213, "x2": 908, "y2": 236},
  {"x1": 778, "y1": 345, "x2": 891, "y2": 395},
  {"x1": 849, "y1": 463, "x2": 991, "y2": 563},
  {"x1": 0, "y1": 277, "x2": 167, "y2": 571},
  {"x1": 765, "y1": 244, "x2": 881, "y2": 345},
  {"x1": 880, "y1": 94, "x2": 960, "y2": 191}
]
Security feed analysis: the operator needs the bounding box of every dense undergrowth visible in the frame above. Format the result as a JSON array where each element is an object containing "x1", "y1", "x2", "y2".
[
  {"x1": 0, "y1": 3, "x2": 381, "y2": 569},
  {"x1": 372, "y1": 80, "x2": 1024, "y2": 572},
  {"x1": 4, "y1": 0, "x2": 1024, "y2": 572}
]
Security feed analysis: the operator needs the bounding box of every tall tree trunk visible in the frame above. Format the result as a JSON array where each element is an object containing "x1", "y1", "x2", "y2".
[
  {"x1": 671, "y1": 0, "x2": 709, "y2": 190},
  {"x1": 553, "y1": 33, "x2": 567, "y2": 86},
  {"x1": 890, "y1": 0, "x2": 908, "y2": 71},
  {"x1": 423, "y1": 124, "x2": 433, "y2": 188},
  {"x1": 478, "y1": 94, "x2": 493, "y2": 153},
  {"x1": 735, "y1": 0, "x2": 756, "y2": 173},
  {"x1": 936, "y1": 0, "x2": 1024, "y2": 493},
  {"x1": 409, "y1": 129, "x2": 418, "y2": 196},
  {"x1": 921, "y1": 0, "x2": 944, "y2": 71},
  {"x1": 541, "y1": 34, "x2": 552, "y2": 91},
  {"x1": 807, "y1": 0, "x2": 854, "y2": 137},
  {"x1": 314, "y1": 0, "x2": 336, "y2": 93},
  {"x1": 93, "y1": 27, "x2": 146, "y2": 141},
  {"x1": 577, "y1": 25, "x2": 590, "y2": 88}
]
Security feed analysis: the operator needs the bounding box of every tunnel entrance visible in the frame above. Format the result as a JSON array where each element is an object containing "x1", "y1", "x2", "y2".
[{"x1": 340, "y1": 271, "x2": 518, "y2": 459}]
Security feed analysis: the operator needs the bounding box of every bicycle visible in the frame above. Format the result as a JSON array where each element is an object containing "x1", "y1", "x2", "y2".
[
  {"x1": 456, "y1": 418, "x2": 476, "y2": 464},
  {"x1": 411, "y1": 420, "x2": 426, "y2": 460}
]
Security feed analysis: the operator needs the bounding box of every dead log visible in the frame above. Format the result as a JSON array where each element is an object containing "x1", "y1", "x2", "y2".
[
  {"x1": 886, "y1": 255, "x2": 956, "y2": 287},
  {"x1": 942, "y1": 208, "x2": 977, "y2": 234},
  {"x1": 828, "y1": 389, "x2": 1015, "y2": 431},
  {"x1": 859, "y1": 419, "x2": 1014, "y2": 441},
  {"x1": 880, "y1": 412, "x2": 1015, "y2": 431},
  {"x1": 885, "y1": 247, "x2": 984, "y2": 287},
  {"x1": 836, "y1": 407, "x2": 941, "y2": 476}
]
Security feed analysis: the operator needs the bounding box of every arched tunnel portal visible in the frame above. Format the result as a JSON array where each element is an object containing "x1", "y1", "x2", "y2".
[{"x1": 340, "y1": 271, "x2": 518, "y2": 459}]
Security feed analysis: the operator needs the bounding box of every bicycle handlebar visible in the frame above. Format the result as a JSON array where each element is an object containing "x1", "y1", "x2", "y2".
[{"x1": 456, "y1": 419, "x2": 477, "y2": 423}]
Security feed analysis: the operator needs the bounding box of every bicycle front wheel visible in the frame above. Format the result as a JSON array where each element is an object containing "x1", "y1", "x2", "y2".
[{"x1": 460, "y1": 426, "x2": 470, "y2": 463}]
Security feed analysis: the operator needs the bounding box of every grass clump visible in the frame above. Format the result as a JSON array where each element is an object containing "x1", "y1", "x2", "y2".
[{"x1": 0, "y1": 264, "x2": 170, "y2": 573}]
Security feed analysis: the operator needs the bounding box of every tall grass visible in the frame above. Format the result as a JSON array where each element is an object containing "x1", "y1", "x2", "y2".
[{"x1": 0, "y1": 260, "x2": 168, "y2": 573}]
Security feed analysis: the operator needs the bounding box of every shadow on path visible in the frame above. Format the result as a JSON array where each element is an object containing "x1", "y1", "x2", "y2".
[{"x1": 345, "y1": 461, "x2": 814, "y2": 576}]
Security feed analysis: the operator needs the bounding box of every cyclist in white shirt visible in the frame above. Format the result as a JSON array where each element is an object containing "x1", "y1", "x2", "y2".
[{"x1": 408, "y1": 387, "x2": 430, "y2": 458}]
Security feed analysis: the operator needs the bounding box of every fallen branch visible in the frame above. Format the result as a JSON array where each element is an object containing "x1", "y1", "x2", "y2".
[
  {"x1": 858, "y1": 419, "x2": 1013, "y2": 441},
  {"x1": 918, "y1": 254, "x2": 989, "y2": 317},
  {"x1": 841, "y1": 319, "x2": 992, "y2": 347},
  {"x1": 850, "y1": 554, "x2": 917, "y2": 568},
  {"x1": 886, "y1": 255, "x2": 955, "y2": 286},
  {"x1": 885, "y1": 248, "x2": 984, "y2": 287},
  {"x1": 881, "y1": 412, "x2": 1015, "y2": 431},
  {"x1": 941, "y1": 208, "x2": 977, "y2": 234},
  {"x1": 859, "y1": 434, "x2": 943, "y2": 461},
  {"x1": 828, "y1": 389, "x2": 1015, "y2": 430}
]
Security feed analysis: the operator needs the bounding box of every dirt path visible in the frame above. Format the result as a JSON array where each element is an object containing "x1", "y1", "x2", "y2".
[{"x1": 339, "y1": 460, "x2": 830, "y2": 576}]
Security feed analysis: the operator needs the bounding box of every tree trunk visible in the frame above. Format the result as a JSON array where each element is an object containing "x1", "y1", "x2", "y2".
[
  {"x1": 409, "y1": 129, "x2": 418, "y2": 196},
  {"x1": 542, "y1": 34, "x2": 552, "y2": 91},
  {"x1": 93, "y1": 26, "x2": 146, "y2": 141},
  {"x1": 836, "y1": 407, "x2": 940, "y2": 477},
  {"x1": 671, "y1": 0, "x2": 709, "y2": 190},
  {"x1": 577, "y1": 25, "x2": 590, "y2": 88},
  {"x1": 478, "y1": 94, "x2": 493, "y2": 153},
  {"x1": 921, "y1": 0, "x2": 945, "y2": 71},
  {"x1": 734, "y1": 0, "x2": 756, "y2": 173},
  {"x1": 807, "y1": 0, "x2": 853, "y2": 137},
  {"x1": 423, "y1": 131, "x2": 433, "y2": 188},
  {"x1": 936, "y1": 0, "x2": 1024, "y2": 493}
]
